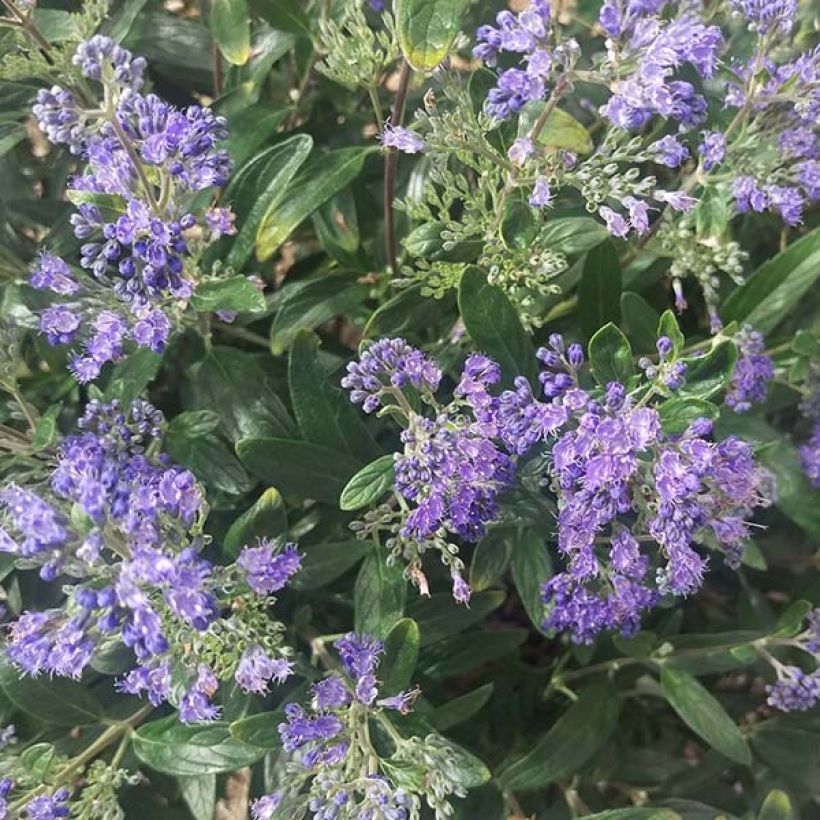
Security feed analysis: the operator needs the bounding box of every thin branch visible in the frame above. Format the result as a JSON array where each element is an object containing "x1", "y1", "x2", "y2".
[{"x1": 383, "y1": 59, "x2": 412, "y2": 277}]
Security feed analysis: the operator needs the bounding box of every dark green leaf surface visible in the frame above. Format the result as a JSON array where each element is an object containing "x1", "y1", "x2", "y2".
[
  {"x1": 660, "y1": 667, "x2": 751, "y2": 766},
  {"x1": 394, "y1": 0, "x2": 469, "y2": 70},
  {"x1": 133, "y1": 718, "x2": 264, "y2": 776},
  {"x1": 499, "y1": 683, "x2": 620, "y2": 790},
  {"x1": 458, "y1": 268, "x2": 536, "y2": 387}
]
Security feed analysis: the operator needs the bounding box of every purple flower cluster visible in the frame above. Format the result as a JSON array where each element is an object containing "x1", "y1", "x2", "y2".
[
  {"x1": 341, "y1": 337, "x2": 441, "y2": 413},
  {"x1": 343, "y1": 346, "x2": 515, "y2": 602},
  {"x1": 498, "y1": 335, "x2": 766, "y2": 642},
  {"x1": 731, "y1": 0, "x2": 798, "y2": 34},
  {"x1": 347, "y1": 335, "x2": 770, "y2": 635},
  {"x1": 19, "y1": 787, "x2": 70, "y2": 820},
  {"x1": 799, "y1": 424, "x2": 820, "y2": 489},
  {"x1": 599, "y1": 7, "x2": 722, "y2": 132},
  {"x1": 0, "y1": 400, "x2": 297, "y2": 721},
  {"x1": 30, "y1": 37, "x2": 235, "y2": 384},
  {"x1": 765, "y1": 609, "x2": 820, "y2": 712},
  {"x1": 379, "y1": 124, "x2": 426, "y2": 154},
  {"x1": 472, "y1": 0, "x2": 565, "y2": 121},
  {"x1": 725, "y1": 326, "x2": 774, "y2": 413},
  {"x1": 251, "y1": 633, "x2": 419, "y2": 819},
  {"x1": 724, "y1": 43, "x2": 819, "y2": 225}
]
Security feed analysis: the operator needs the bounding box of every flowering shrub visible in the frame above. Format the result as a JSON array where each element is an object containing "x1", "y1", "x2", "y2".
[{"x1": 0, "y1": 0, "x2": 818, "y2": 817}]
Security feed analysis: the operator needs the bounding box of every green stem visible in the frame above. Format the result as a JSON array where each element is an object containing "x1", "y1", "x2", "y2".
[
  {"x1": 384, "y1": 59, "x2": 412, "y2": 276},
  {"x1": 9, "y1": 704, "x2": 153, "y2": 812}
]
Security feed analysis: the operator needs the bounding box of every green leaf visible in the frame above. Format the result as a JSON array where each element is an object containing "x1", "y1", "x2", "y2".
[
  {"x1": 225, "y1": 135, "x2": 313, "y2": 270},
  {"x1": 236, "y1": 438, "x2": 360, "y2": 504},
  {"x1": 256, "y1": 148, "x2": 371, "y2": 261},
  {"x1": 211, "y1": 0, "x2": 251, "y2": 65},
  {"x1": 469, "y1": 528, "x2": 514, "y2": 592},
  {"x1": 407, "y1": 591, "x2": 505, "y2": 647},
  {"x1": 757, "y1": 790, "x2": 795, "y2": 820},
  {"x1": 792, "y1": 329, "x2": 820, "y2": 358},
  {"x1": 31, "y1": 404, "x2": 60, "y2": 451},
  {"x1": 20, "y1": 743, "x2": 57, "y2": 782},
  {"x1": 750, "y1": 714, "x2": 820, "y2": 795},
  {"x1": 537, "y1": 217, "x2": 607, "y2": 255},
  {"x1": 771, "y1": 600, "x2": 812, "y2": 638},
  {"x1": 289, "y1": 330, "x2": 381, "y2": 462},
  {"x1": 579, "y1": 240, "x2": 622, "y2": 339},
  {"x1": 432, "y1": 683, "x2": 494, "y2": 731},
  {"x1": 191, "y1": 276, "x2": 265, "y2": 313},
  {"x1": 676, "y1": 340, "x2": 737, "y2": 401},
  {"x1": 103, "y1": 347, "x2": 162, "y2": 406},
  {"x1": 65, "y1": 190, "x2": 127, "y2": 222},
  {"x1": 380, "y1": 618, "x2": 420, "y2": 694},
  {"x1": 248, "y1": 0, "x2": 311, "y2": 36},
  {"x1": 458, "y1": 267, "x2": 536, "y2": 388},
  {"x1": 394, "y1": 0, "x2": 469, "y2": 71},
  {"x1": 222, "y1": 487, "x2": 288, "y2": 560},
  {"x1": 588, "y1": 322, "x2": 634, "y2": 385},
  {"x1": 292, "y1": 539, "x2": 371, "y2": 590},
  {"x1": 364, "y1": 283, "x2": 456, "y2": 341},
  {"x1": 270, "y1": 273, "x2": 370, "y2": 354},
  {"x1": 613, "y1": 630, "x2": 657, "y2": 660},
  {"x1": 621, "y1": 292, "x2": 661, "y2": 353},
  {"x1": 0, "y1": 661, "x2": 102, "y2": 726},
  {"x1": 721, "y1": 227, "x2": 820, "y2": 334},
  {"x1": 224, "y1": 106, "x2": 289, "y2": 167},
  {"x1": 190, "y1": 347, "x2": 296, "y2": 442},
  {"x1": 420, "y1": 629, "x2": 527, "y2": 678},
  {"x1": 133, "y1": 717, "x2": 264, "y2": 776},
  {"x1": 179, "y1": 774, "x2": 216, "y2": 820},
  {"x1": 166, "y1": 413, "x2": 252, "y2": 496},
  {"x1": 657, "y1": 310, "x2": 684, "y2": 355},
  {"x1": 499, "y1": 683, "x2": 620, "y2": 790},
  {"x1": 229, "y1": 709, "x2": 285, "y2": 748},
  {"x1": 0, "y1": 123, "x2": 26, "y2": 158},
  {"x1": 339, "y1": 455, "x2": 395, "y2": 511},
  {"x1": 658, "y1": 398, "x2": 718, "y2": 435},
  {"x1": 519, "y1": 103, "x2": 593, "y2": 154},
  {"x1": 354, "y1": 549, "x2": 407, "y2": 639},
  {"x1": 510, "y1": 529, "x2": 552, "y2": 633},
  {"x1": 579, "y1": 811, "x2": 681, "y2": 820},
  {"x1": 659, "y1": 667, "x2": 751, "y2": 766}
]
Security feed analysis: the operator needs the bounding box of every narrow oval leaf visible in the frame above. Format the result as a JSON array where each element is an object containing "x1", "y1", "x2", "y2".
[
  {"x1": 340, "y1": 455, "x2": 395, "y2": 511},
  {"x1": 499, "y1": 683, "x2": 620, "y2": 790},
  {"x1": 190, "y1": 276, "x2": 265, "y2": 313},
  {"x1": 579, "y1": 240, "x2": 622, "y2": 339},
  {"x1": 226, "y1": 135, "x2": 313, "y2": 270},
  {"x1": 222, "y1": 487, "x2": 288, "y2": 559},
  {"x1": 354, "y1": 549, "x2": 407, "y2": 639},
  {"x1": 211, "y1": 0, "x2": 251, "y2": 65},
  {"x1": 519, "y1": 102, "x2": 593, "y2": 153},
  {"x1": 133, "y1": 717, "x2": 264, "y2": 776},
  {"x1": 510, "y1": 529, "x2": 552, "y2": 634},
  {"x1": 0, "y1": 661, "x2": 102, "y2": 727},
  {"x1": 588, "y1": 322, "x2": 634, "y2": 385},
  {"x1": 256, "y1": 148, "x2": 370, "y2": 261},
  {"x1": 721, "y1": 227, "x2": 820, "y2": 334},
  {"x1": 292, "y1": 539, "x2": 371, "y2": 590},
  {"x1": 432, "y1": 683, "x2": 494, "y2": 731},
  {"x1": 290, "y1": 330, "x2": 382, "y2": 462},
  {"x1": 658, "y1": 397, "x2": 718, "y2": 435},
  {"x1": 660, "y1": 667, "x2": 751, "y2": 766},
  {"x1": 236, "y1": 438, "x2": 360, "y2": 505},
  {"x1": 380, "y1": 618, "x2": 420, "y2": 694},
  {"x1": 458, "y1": 267, "x2": 536, "y2": 388},
  {"x1": 394, "y1": 0, "x2": 469, "y2": 71}
]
